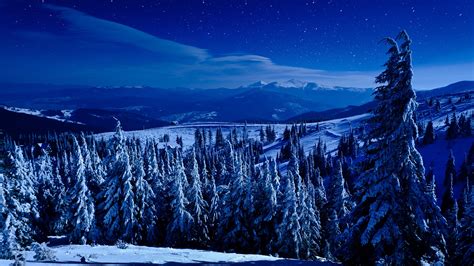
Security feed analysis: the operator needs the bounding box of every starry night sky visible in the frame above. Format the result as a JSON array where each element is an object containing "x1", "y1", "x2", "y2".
[{"x1": 0, "y1": 0, "x2": 473, "y2": 89}]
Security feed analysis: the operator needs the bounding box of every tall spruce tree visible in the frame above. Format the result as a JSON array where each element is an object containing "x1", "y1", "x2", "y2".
[
  {"x1": 0, "y1": 173, "x2": 20, "y2": 259},
  {"x1": 326, "y1": 161, "x2": 352, "y2": 227},
  {"x1": 455, "y1": 185, "x2": 473, "y2": 265},
  {"x1": 187, "y1": 148, "x2": 209, "y2": 246},
  {"x1": 166, "y1": 151, "x2": 193, "y2": 247},
  {"x1": 423, "y1": 121, "x2": 436, "y2": 145},
  {"x1": 339, "y1": 31, "x2": 447, "y2": 264},
  {"x1": 277, "y1": 171, "x2": 302, "y2": 259},
  {"x1": 68, "y1": 137, "x2": 95, "y2": 244},
  {"x1": 253, "y1": 159, "x2": 278, "y2": 254},
  {"x1": 4, "y1": 145, "x2": 38, "y2": 247},
  {"x1": 441, "y1": 174, "x2": 458, "y2": 264},
  {"x1": 98, "y1": 121, "x2": 136, "y2": 243}
]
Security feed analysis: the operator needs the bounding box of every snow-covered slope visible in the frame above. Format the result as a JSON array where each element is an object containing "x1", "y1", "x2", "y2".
[
  {"x1": 3, "y1": 106, "x2": 79, "y2": 124},
  {"x1": 97, "y1": 114, "x2": 369, "y2": 156},
  {"x1": 0, "y1": 245, "x2": 334, "y2": 265},
  {"x1": 97, "y1": 89, "x2": 473, "y2": 202}
]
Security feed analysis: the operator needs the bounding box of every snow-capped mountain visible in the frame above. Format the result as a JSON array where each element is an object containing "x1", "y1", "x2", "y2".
[
  {"x1": 0, "y1": 81, "x2": 374, "y2": 122},
  {"x1": 244, "y1": 79, "x2": 372, "y2": 92},
  {"x1": 0, "y1": 80, "x2": 471, "y2": 124}
]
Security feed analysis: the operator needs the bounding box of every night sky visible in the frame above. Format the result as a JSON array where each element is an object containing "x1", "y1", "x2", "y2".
[{"x1": 1, "y1": 0, "x2": 473, "y2": 89}]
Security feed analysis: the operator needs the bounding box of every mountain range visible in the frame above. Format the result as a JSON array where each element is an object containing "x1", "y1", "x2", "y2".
[
  {"x1": 0, "y1": 80, "x2": 374, "y2": 123},
  {"x1": 0, "y1": 80, "x2": 472, "y2": 135}
]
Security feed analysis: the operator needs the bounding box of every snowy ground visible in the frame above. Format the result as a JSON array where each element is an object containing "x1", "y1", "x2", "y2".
[
  {"x1": 0, "y1": 245, "x2": 335, "y2": 265},
  {"x1": 96, "y1": 94, "x2": 474, "y2": 200},
  {"x1": 96, "y1": 114, "x2": 369, "y2": 159}
]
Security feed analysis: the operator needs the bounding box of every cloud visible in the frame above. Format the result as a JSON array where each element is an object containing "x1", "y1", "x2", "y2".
[
  {"x1": 45, "y1": 4, "x2": 209, "y2": 63},
  {"x1": 2, "y1": 4, "x2": 470, "y2": 89}
]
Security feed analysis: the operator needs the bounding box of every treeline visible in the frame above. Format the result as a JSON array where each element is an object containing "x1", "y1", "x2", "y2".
[{"x1": 0, "y1": 121, "x2": 361, "y2": 261}]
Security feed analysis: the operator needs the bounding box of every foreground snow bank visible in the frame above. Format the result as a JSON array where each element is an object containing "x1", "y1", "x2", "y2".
[{"x1": 0, "y1": 244, "x2": 334, "y2": 265}]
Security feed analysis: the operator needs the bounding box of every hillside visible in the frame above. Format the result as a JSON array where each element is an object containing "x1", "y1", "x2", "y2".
[
  {"x1": 287, "y1": 81, "x2": 474, "y2": 123},
  {"x1": 99, "y1": 89, "x2": 473, "y2": 202},
  {"x1": 0, "y1": 106, "x2": 172, "y2": 135}
]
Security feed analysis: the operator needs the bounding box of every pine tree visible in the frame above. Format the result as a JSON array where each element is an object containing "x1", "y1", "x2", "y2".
[
  {"x1": 35, "y1": 150, "x2": 56, "y2": 239},
  {"x1": 207, "y1": 174, "x2": 220, "y2": 242},
  {"x1": 300, "y1": 177, "x2": 322, "y2": 259},
  {"x1": 326, "y1": 161, "x2": 351, "y2": 226},
  {"x1": 447, "y1": 113, "x2": 459, "y2": 139},
  {"x1": 52, "y1": 158, "x2": 67, "y2": 234},
  {"x1": 98, "y1": 121, "x2": 136, "y2": 243},
  {"x1": 187, "y1": 148, "x2": 209, "y2": 246},
  {"x1": 425, "y1": 165, "x2": 437, "y2": 200},
  {"x1": 4, "y1": 144, "x2": 38, "y2": 247},
  {"x1": 166, "y1": 151, "x2": 193, "y2": 247},
  {"x1": 455, "y1": 185, "x2": 473, "y2": 265},
  {"x1": 325, "y1": 209, "x2": 341, "y2": 260},
  {"x1": 84, "y1": 136, "x2": 105, "y2": 199},
  {"x1": 277, "y1": 171, "x2": 302, "y2": 259},
  {"x1": 423, "y1": 121, "x2": 436, "y2": 145},
  {"x1": 444, "y1": 150, "x2": 456, "y2": 187},
  {"x1": 0, "y1": 173, "x2": 20, "y2": 259},
  {"x1": 253, "y1": 159, "x2": 277, "y2": 254},
  {"x1": 133, "y1": 150, "x2": 156, "y2": 244},
  {"x1": 68, "y1": 137, "x2": 95, "y2": 244},
  {"x1": 339, "y1": 31, "x2": 447, "y2": 264},
  {"x1": 218, "y1": 154, "x2": 251, "y2": 252},
  {"x1": 0, "y1": 213, "x2": 20, "y2": 259},
  {"x1": 441, "y1": 174, "x2": 458, "y2": 264}
]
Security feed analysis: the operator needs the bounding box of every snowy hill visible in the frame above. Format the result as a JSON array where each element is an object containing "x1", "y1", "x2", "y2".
[
  {"x1": 417, "y1": 80, "x2": 474, "y2": 99},
  {"x1": 0, "y1": 106, "x2": 171, "y2": 134},
  {"x1": 0, "y1": 244, "x2": 334, "y2": 265},
  {"x1": 97, "y1": 88, "x2": 473, "y2": 202}
]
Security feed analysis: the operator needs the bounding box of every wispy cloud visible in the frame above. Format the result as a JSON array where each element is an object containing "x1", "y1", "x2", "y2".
[
  {"x1": 45, "y1": 5, "x2": 209, "y2": 63},
  {"x1": 1, "y1": 4, "x2": 471, "y2": 89}
]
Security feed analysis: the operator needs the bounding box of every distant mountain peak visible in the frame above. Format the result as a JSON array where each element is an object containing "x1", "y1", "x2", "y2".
[
  {"x1": 246, "y1": 81, "x2": 268, "y2": 88},
  {"x1": 271, "y1": 79, "x2": 309, "y2": 88}
]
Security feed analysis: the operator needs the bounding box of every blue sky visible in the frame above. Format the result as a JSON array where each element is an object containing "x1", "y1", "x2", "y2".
[{"x1": 0, "y1": 0, "x2": 473, "y2": 89}]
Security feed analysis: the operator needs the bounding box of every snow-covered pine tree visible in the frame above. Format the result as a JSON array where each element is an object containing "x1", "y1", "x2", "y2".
[
  {"x1": 0, "y1": 173, "x2": 20, "y2": 259},
  {"x1": 300, "y1": 176, "x2": 322, "y2": 259},
  {"x1": 440, "y1": 174, "x2": 458, "y2": 264},
  {"x1": 446, "y1": 113, "x2": 459, "y2": 139},
  {"x1": 166, "y1": 150, "x2": 193, "y2": 247},
  {"x1": 425, "y1": 164, "x2": 437, "y2": 200},
  {"x1": 207, "y1": 173, "x2": 220, "y2": 242},
  {"x1": 444, "y1": 150, "x2": 456, "y2": 187},
  {"x1": 3, "y1": 144, "x2": 38, "y2": 247},
  {"x1": 52, "y1": 157, "x2": 67, "y2": 234},
  {"x1": 325, "y1": 209, "x2": 340, "y2": 260},
  {"x1": 218, "y1": 153, "x2": 251, "y2": 252},
  {"x1": 0, "y1": 213, "x2": 20, "y2": 259},
  {"x1": 35, "y1": 149, "x2": 56, "y2": 239},
  {"x1": 339, "y1": 31, "x2": 447, "y2": 264},
  {"x1": 277, "y1": 171, "x2": 302, "y2": 259},
  {"x1": 133, "y1": 149, "x2": 156, "y2": 244},
  {"x1": 98, "y1": 121, "x2": 136, "y2": 244},
  {"x1": 187, "y1": 148, "x2": 209, "y2": 246},
  {"x1": 83, "y1": 135, "x2": 104, "y2": 199},
  {"x1": 68, "y1": 137, "x2": 95, "y2": 244},
  {"x1": 423, "y1": 121, "x2": 436, "y2": 145},
  {"x1": 455, "y1": 185, "x2": 473, "y2": 265},
  {"x1": 326, "y1": 160, "x2": 351, "y2": 228},
  {"x1": 242, "y1": 157, "x2": 256, "y2": 253},
  {"x1": 253, "y1": 159, "x2": 277, "y2": 254}
]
